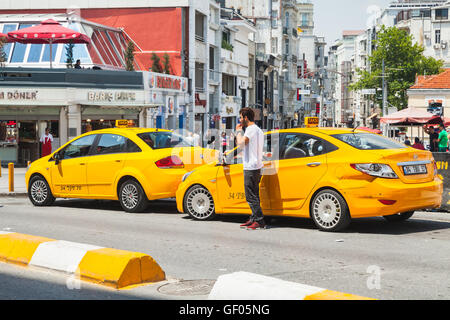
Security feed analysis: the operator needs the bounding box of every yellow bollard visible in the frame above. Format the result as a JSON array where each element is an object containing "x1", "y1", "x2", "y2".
[{"x1": 8, "y1": 162, "x2": 14, "y2": 192}]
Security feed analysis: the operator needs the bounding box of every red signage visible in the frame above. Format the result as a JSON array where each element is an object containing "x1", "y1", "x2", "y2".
[{"x1": 156, "y1": 76, "x2": 181, "y2": 90}]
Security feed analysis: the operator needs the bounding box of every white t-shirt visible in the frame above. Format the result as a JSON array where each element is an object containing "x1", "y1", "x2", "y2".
[{"x1": 243, "y1": 124, "x2": 264, "y2": 171}]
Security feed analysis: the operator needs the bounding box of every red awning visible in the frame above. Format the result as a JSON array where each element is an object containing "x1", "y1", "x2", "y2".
[
  {"x1": 356, "y1": 127, "x2": 382, "y2": 134},
  {"x1": 380, "y1": 107, "x2": 438, "y2": 125}
]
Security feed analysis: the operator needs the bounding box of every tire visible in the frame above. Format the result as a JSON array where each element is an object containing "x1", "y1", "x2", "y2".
[
  {"x1": 383, "y1": 211, "x2": 414, "y2": 222},
  {"x1": 183, "y1": 185, "x2": 215, "y2": 221},
  {"x1": 118, "y1": 179, "x2": 148, "y2": 213},
  {"x1": 28, "y1": 175, "x2": 55, "y2": 207},
  {"x1": 310, "y1": 189, "x2": 351, "y2": 232}
]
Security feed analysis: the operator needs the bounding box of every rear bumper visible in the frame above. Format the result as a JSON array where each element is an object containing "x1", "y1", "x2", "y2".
[{"x1": 343, "y1": 177, "x2": 443, "y2": 218}]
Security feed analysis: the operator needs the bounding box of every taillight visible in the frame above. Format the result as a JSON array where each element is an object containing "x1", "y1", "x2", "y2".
[
  {"x1": 350, "y1": 163, "x2": 398, "y2": 179},
  {"x1": 155, "y1": 156, "x2": 184, "y2": 169},
  {"x1": 433, "y1": 161, "x2": 438, "y2": 176},
  {"x1": 378, "y1": 200, "x2": 397, "y2": 205}
]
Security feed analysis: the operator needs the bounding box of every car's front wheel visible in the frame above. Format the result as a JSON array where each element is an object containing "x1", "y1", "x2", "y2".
[
  {"x1": 28, "y1": 175, "x2": 55, "y2": 206},
  {"x1": 119, "y1": 179, "x2": 148, "y2": 213},
  {"x1": 184, "y1": 185, "x2": 215, "y2": 220},
  {"x1": 383, "y1": 211, "x2": 414, "y2": 222},
  {"x1": 310, "y1": 189, "x2": 351, "y2": 232}
]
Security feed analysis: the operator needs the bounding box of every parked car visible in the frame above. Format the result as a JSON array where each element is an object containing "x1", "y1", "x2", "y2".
[
  {"x1": 26, "y1": 126, "x2": 218, "y2": 212},
  {"x1": 176, "y1": 128, "x2": 443, "y2": 232}
]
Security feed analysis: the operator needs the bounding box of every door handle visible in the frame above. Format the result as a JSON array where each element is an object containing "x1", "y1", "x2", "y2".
[
  {"x1": 307, "y1": 162, "x2": 321, "y2": 167},
  {"x1": 115, "y1": 160, "x2": 122, "y2": 163},
  {"x1": 79, "y1": 163, "x2": 86, "y2": 166}
]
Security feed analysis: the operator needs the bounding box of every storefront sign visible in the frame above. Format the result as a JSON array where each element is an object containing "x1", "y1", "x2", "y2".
[
  {"x1": 87, "y1": 91, "x2": 136, "y2": 102},
  {"x1": 0, "y1": 90, "x2": 38, "y2": 100},
  {"x1": 149, "y1": 72, "x2": 188, "y2": 93}
]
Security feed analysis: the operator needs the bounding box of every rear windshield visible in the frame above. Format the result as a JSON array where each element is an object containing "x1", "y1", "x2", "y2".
[
  {"x1": 331, "y1": 133, "x2": 407, "y2": 150},
  {"x1": 137, "y1": 131, "x2": 193, "y2": 149}
]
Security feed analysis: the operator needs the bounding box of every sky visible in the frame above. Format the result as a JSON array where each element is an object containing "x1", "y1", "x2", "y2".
[{"x1": 313, "y1": 0, "x2": 392, "y2": 49}]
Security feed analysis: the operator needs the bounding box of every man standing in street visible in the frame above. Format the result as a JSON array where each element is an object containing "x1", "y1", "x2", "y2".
[
  {"x1": 437, "y1": 124, "x2": 448, "y2": 152},
  {"x1": 235, "y1": 108, "x2": 266, "y2": 230},
  {"x1": 40, "y1": 127, "x2": 53, "y2": 157}
]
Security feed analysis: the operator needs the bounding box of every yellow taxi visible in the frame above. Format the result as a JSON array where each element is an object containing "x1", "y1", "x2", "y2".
[
  {"x1": 26, "y1": 122, "x2": 218, "y2": 213},
  {"x1": 176, "y1": 125, "x2": 443, "y2": 232}
]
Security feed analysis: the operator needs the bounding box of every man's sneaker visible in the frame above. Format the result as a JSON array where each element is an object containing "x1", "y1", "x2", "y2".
[
  {"x1": 246, "y1": 221, "x2": 266, "y2": 230},
  {"x1": 240, "y1": 220, "x2": 253, "y2": 228}
]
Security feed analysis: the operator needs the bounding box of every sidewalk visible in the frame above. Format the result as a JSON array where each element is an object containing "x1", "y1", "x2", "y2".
[{"x1": 0, "y1": 167, "x2": 28, "y2": 196}]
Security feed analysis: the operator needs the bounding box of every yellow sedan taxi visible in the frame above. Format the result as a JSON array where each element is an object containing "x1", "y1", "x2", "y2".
[
  {"x1": 26, "y1": 124, "x2": 217, "y2": 213},
  {"x1": 176, "y1": 127, "x2": 443, "y2": 232}
]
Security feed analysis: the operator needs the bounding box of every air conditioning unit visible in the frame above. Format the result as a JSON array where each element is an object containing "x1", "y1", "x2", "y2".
[
  {"x1": 434, "y1": 43, "x2": 441, "y2": 49},
  {"x1": 441, "y1": 41, "x2": 448, "y2": 49}
]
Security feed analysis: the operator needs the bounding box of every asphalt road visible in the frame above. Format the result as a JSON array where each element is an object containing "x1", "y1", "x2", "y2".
[{"x1": 0, "y1": 196, "x2": 449, "y2": 300}]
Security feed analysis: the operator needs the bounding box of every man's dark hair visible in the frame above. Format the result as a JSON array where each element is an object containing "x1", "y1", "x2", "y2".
[{"x1": 239, "y1": 108, "x2": 255, "y2": 122}]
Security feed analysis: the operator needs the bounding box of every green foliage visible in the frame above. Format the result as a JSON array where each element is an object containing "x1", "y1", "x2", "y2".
[
  {"x1": 222, "y1": 39, "x2": 234, "y2": 51},
  {"x1": 65, "y1": 42, "x2": 75, "y2": 68},
  {"x1": 350, "y1": 26, "x2": 444, "y2": 113},
  {"x1": 162, "y1": 53, "x2": 173, "y2": 75},
  {"x1": 0, "y1": 38, "x2": 6, "y2": 67},
  {"x1": 125, "y1": 41, "x2": 135, "y2": 71},
  {"x1": 150, "y1": 53, "x2": 163, "y2": 73}
]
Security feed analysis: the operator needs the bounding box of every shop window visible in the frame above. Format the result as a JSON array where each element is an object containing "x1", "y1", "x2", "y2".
[
  {"x1": 27, "y1": 44, "x2": 43, "y2": 63},
  {"x1": 0, "y1": 121, "x2": 18, "y2": 144},
  {"x1": 10, "y1": 24, "x2": 32, "y2": 63},
  {"x1": 1, "y1": 24, "x2": 17, "y2": 61},
  {"x1": 42, "y1": 43, "x2": 57, "y2": 62}
]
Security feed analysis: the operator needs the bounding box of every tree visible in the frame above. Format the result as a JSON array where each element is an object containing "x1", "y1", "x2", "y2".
[
  {"x1": 65, "y1": 42, "x2": 74, "y2": 68},
  {"x1": 125, "y1": 41, "x2": 135, "y2": 71},
  {"x1": 0, "y1": 38, "x2": 7, "y2": 67},
  {"x1": 350, "y1": 25, "x2": 443, "y2": 113},
  {"x1": 150, "y1": 53, "x2": 163, "y2": 73},
  {"x1": 162, "y1": 53, "x2": 173, "y2": 75}
]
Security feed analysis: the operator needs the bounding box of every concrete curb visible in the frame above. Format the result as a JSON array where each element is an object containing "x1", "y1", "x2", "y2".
[
  {"x1": 208, "y1": 272, "x2": 375, "y2": 300},
  {"x1": 0, "y1": 193, "x2": 27, "y2": 197},
  {"x1": 0, "y1": 231, "x2": 166, "y2": 289}
]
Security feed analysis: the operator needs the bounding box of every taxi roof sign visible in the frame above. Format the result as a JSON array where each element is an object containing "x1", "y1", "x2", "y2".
[
  {"x1": 305, "y1": 117, "x2": 319, "y2": 128},
  {"x1": 116, "y1": 119, "x2": 133, "y2": 128}
]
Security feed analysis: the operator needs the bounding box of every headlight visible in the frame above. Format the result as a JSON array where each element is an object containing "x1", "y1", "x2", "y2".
[
  {"x1": 350, "y1": 163, "x2": 398, "y2": 179},
  {"x1": 182, "y1": 171, "x2": 194, "y2": 182}
]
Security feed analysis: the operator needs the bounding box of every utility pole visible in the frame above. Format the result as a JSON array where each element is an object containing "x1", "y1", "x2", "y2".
[{"x1": 382, "y1": 59, "x2": 388, "y2": 136}]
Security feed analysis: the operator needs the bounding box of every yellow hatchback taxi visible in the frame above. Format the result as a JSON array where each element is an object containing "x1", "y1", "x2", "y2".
[
  {"x1": 26, "y1": 125, "x2": 217, "y2": 213},
  {"x1": 176, "y1": 127, "x2": 443, "y2": 232}
]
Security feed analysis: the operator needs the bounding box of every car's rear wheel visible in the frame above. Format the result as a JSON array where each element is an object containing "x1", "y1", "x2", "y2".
[
  {"x1": 184, "y1": 185, "x2": 215, "y2": 220},
  {"x1": 119, "y1": 179, "x2": 148, "y2": 213},
  {"x1": 310, "y1": 189, "x2": 350, "y2": 232},
  {"x1": 383, "y1": 211, "x2": 414, "y2": 222},
  {"x1": 28, "y1": 175, "x2": 55, "y2": 206}
]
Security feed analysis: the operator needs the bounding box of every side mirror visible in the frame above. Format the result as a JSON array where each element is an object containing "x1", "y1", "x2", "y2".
[{"x1": 53, "y1": 152, "x2": 61, "y2": 165}]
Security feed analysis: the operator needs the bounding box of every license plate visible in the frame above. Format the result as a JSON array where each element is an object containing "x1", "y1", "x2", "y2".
[{"x1": 403, "y1": 164, "x2": 427, "y2": 175}]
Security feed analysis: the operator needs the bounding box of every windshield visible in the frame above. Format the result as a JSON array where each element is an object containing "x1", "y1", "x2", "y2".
[
  {"x1": 331, "y1": 133, "x2": 407, "y2": 150},
  {"x1": 137, "y1": 132, "x2": 193, "y2": 149}
]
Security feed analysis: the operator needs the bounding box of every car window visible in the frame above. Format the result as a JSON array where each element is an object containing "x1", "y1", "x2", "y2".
[
  {"x1": 332, "y1": 133, "x2": 406, "y2": 150},
  {"x1": 137, "y1": 132, "x2": 193, "y2": 149},
  {"x1": 94, "y1": 134, "x2": 135, "y2": 155},
  {"x1": 61, "y1": 135, "x2": 96, "y2": 159},
  {"x1": 281, "y1": 133, "x2": 330, "y2": 159},
  {"x1": 126, "y1": 139, "x2": 141, "y2": 153},
  {"x1": 223, "y1": 133, "x2": 279, "y2": 165}
]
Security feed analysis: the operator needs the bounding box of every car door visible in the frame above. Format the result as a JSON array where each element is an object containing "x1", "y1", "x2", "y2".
[
  {"x1": 268, "y1": 133, "x2": 329, "y2": 212},
  {"x1": 49, "y1": 134, "x2": 97, "y2": 196},
  {"x1": 86, "y1": 133, "x2": 139, "y2": 197},
  {"x1": 215, "y1": 134, "x2": 274, "y2": 212}
]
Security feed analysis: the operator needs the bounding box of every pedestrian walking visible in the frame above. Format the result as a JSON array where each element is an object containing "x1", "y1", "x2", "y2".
[
  {"x1": 423, "y1": 125, "x2": 439, "y2": 152},
  {"x1": 437, "y1": 124, "x2": 448, "y2": 152},
  {"x1": 235, "y1": 108, "x2": 266, "y2": 230},
  {"x1": 221, "y1": 131, "x2": 227, "y2": 153},
  {"x1": 412, "y1": 137, "x2": 425, "y2": 150},
  {"x1": 40, "y1": 127, "x2": 53, "y2": 157}
]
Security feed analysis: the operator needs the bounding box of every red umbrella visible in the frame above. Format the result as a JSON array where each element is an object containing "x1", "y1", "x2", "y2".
[{"x1": 7, "y1": 19, "x2": 90, "y2": 68}]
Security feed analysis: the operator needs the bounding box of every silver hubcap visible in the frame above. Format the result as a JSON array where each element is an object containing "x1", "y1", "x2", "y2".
[
  {"x1": 186, "y1": 188, "x2": 214, "y2": 219},
  {"x1": 121, "y1": 184, "x2": 139, "y2": 209},
  {"x1": 313, "y1": 193, "x2": 342, "y2": 229},
  {"x1": 31, "y1": 180, "x2": 48, "y2": 204}
]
